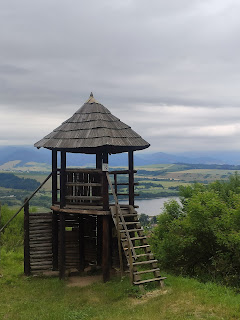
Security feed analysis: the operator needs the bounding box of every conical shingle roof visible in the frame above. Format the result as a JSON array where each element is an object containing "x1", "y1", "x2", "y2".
[{"x1": 34, "y1": 93, "x2": 150, "y2": 154}]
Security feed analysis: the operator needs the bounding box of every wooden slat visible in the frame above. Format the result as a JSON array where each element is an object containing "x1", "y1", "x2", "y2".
[
  {"x1": 66, "y1": 169, "x2": 102, "y2": 173},
  {"x1": 133, "y1": 268, "x2": 160, "y2": 275},
  {"x1": 133, "y1": 277, "x2": 166, "y2": 285},
  {"x1": 66, "y1": 182, "x2": 102, "y2": 187},
  {"x1": 132, "y1": 259, "x2": 158, "y2": 266},
  {"x1": 109, "y1": 170, "x2": 137, "y2": 174},
  {"x1": 65, "y1": 195, "x2": 102, "y2": 200}
]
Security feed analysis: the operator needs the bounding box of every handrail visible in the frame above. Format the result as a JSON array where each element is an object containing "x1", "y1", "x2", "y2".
[
  {"x1": 109, "y1": 170, "x2": 137, "y2": 174},
  {"x1": 106, "y1": 172, "x2": 137, "y2": 260},
  {"x1": 0, "y1": 172, "x2": 52, "y2": 233}
]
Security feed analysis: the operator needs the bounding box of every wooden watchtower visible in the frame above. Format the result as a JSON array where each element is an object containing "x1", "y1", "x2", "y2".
[{"x1": 27, "y1": 93, "x2": 164, "y2": 286}]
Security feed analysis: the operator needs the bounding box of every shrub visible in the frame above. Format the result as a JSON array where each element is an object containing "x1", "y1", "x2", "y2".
[{"x1": 151, "y1": 173, "x2": 240, "y2": 286}]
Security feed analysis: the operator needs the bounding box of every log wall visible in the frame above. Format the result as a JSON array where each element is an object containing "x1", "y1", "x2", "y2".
[{"x1": 29, "y1": 212, "x2": 53, "y2": 273}]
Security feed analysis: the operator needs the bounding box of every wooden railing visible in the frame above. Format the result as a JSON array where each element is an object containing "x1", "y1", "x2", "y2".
[
  {"x1": 106, "y1": 172, "x2": 137, "y2": 261},
  {"x1": 64, "y1": 169, "x2": 103, "y2": 208},
  {"x1": 109, "y1": 170, "x2": 138, "y2": 206}
]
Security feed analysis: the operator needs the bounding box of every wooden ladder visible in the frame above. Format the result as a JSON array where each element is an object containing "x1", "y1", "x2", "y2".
[{"x1": 106, "y1": 173, "x2": 166, "y2": 287}]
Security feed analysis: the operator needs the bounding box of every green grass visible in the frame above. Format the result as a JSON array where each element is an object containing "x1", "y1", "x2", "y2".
[{"x1": 1, "y1": 248, "x2": 240, "y2": 319}]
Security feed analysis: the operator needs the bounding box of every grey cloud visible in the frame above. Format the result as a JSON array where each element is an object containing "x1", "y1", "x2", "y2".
[{"x1": 0, "y1": 0, "x2": 240, "y2": 152}]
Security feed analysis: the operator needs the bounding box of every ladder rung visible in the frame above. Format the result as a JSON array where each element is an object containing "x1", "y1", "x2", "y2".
[
  {"x1": 135, "y1": 253, "x2": 153, "y2": 258},
  {"x1": 132, "y1": 259, "x2": 158, "y2": 266},
  {"x1": 130, "y1": 236, "x2": 146, "y2": 241},
  {"x1": 121, "y1": 236, "x2": 147, "y2": 242},
  {"x1": 119, "y1": 222, "x2": 139, "y2": 225},
  {"x1": 133, "y1": 244, "x2": 150, "y2": 249},
  {"x1": 134, "y1": 268, "x2": 160, "y2": 275},
  {"x1": 133, "y1": 277, "x2": 166, "y2": 285},
  {"x1": 120, "y1": 228, "x2": 143, "y2": 233}
]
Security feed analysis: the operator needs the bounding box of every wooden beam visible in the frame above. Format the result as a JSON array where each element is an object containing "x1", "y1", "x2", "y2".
[
  {"x1": 128, "y1": 151, "x2": 134, "y2": 206},
  {"x1": 78, "y1": 216, "x2": 85, "y2": 272},
  {"x1": 52, "y1": 150, "x2": 57, "y2": 205},
  {"x1": 24, "y1": 198, "x2": 30, "y2": 276},
  {"x1": 52, "y1": 211, "x2": 58, "y2": 271},
  {"x1": 60, "y1": 151, "x2": 66, "y2": 208},
  {"x1": 102, "y1": 215, "x2": 110, "y2": 282},
  {"x1": 96, "y1": 153, "x2": 102, "y2": 169},
  {"x1": 59, "y1": 213, "x2": 65, "y2": 279},
  {"x1": 97, "y1": 216, "x2": 103, "y2": 266},
  {"x1": 102, "y1": 152, "x2": 109, "y2": 211}
]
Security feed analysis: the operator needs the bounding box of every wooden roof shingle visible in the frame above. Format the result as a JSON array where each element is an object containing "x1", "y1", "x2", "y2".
[{"x1": 34, "y1": 93, "x2": 150, "y2": 154}]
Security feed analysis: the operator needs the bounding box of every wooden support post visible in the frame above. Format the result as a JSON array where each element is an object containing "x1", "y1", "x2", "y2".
[
  {"x1": 128, "y1": 151, "x2": 134, "y2": 206},
  {"x1": 52, "y1": 211, "x2": 58, "y2": 271},
  {"x1": 52, "y1": 150, "x2": 57, "y2": 205},
  {"x1": 24, "y1": 198, "x2": 30, "y2": 276},
  {"x1": 102, "y1": 215, "x2": 110, "y2": 282},
  {"x1": 96, "y1": 153, "x2": 102, "y2": 169},
  {"x1": 114, "y1": 173, "x2": 117, "y2": 195},
  {"x1": 60, "y1": 151, "x2": 66, "y2": 208},
  {"x1": 59, "y1": 213, "x2": 65, "y2": 279},
  {"x1": 78, "y1": 216, "x2": 85, "y2": 272},
  {"x1": 97, "y1": 216, "x2": 103, "y2": 266},
  {"x1": 102, "y1": 152, "x2": 109, "y2": 211}
]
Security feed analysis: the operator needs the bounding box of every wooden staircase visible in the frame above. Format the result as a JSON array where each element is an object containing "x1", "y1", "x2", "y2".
[{"x1": 110, "y1": 205, "x2": 166, "y2": 287}]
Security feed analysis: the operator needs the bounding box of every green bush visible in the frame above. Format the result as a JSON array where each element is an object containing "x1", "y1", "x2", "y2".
[{"x1": 151, "y1": 172, "x2": 240, "y2": 286}]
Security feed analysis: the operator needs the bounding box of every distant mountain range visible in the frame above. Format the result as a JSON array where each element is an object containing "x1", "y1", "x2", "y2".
[{"x1": 1, "y1": 146, "x2": 240, "y2": 169}]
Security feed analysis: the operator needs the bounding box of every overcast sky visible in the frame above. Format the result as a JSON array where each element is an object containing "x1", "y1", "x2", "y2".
[{"x1": 0, "y1": 0, "x2": 240, "y2": 153}]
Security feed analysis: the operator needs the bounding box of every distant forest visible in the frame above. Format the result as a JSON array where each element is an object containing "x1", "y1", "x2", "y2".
[{"x1": 0, "y1": 173, "x2": 40, "y2": 191}]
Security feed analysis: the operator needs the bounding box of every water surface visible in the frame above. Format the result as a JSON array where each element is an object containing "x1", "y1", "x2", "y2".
[{"x1": 120, "y1": 196, "x2": 180, "y2": 216}]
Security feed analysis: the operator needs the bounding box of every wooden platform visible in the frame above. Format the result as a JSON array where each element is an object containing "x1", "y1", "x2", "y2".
[{"x1": 51, "y1": 205, "x2": 111, "y2": 216}]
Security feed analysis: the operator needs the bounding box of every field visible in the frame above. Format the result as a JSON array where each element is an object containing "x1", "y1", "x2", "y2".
[
  {"x1": 0, "y1": 163, "x2": 239, "y2": 209},
  {"x1": 1, "y1": 248, "x2": 240, "y2": 319}
]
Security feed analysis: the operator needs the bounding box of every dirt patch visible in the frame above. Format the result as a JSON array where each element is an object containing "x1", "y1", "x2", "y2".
[
  {"x1": 67, "y1": 275, "x2": 102, "y2": 287},
  {"x1": 131, "y1": 289, "x2": 169, "y2": 305}
]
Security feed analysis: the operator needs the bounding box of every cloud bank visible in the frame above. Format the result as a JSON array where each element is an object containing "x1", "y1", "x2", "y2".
[{"x1": 0, "y1": 0, "x2": 240, "y2": 152}]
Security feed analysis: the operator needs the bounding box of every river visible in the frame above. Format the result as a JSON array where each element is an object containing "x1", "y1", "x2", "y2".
[{"x1": 120, "y1": 196, "x2": 181, "y2": 216}]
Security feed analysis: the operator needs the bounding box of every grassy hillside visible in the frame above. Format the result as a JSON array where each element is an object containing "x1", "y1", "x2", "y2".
[{"x1": 1, "y1": 248, "x2": 240, "y2": 319}]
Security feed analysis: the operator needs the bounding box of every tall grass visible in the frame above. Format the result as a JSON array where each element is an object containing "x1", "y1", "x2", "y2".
[{"x1": 0, "y1": 204, "x2": 36, "y2": 250}]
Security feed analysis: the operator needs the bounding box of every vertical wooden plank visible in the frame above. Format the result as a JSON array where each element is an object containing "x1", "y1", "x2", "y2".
[
  {"x1": 24, "y1": 198, "x2": 30, "y2": 276},
  {"x1": 78, "y1": 216, "x2": 85, "y2": 271},
  {"x1": 102, "y1": 215, "x2": 110, "y2": 282},
  {"x1": 114, "y1": 173, "x2": 118, "y2": 196},
  {"x1": 96, "y1": 153, "x2": 102, "y2": 169},
  {"x1": 52, "y1": 150, "x2": 57, "y2": 205},
  {"x1": 60, "y1": 151, "x2": 66, "y2": 208},
  {"x1": 97, "y1": 216, "x2": 103, "y2": 266},
  {"x1": 102, "y1": 152, "x2": 109, "y2": 211},
  {"x1": 59, "y1": 213, "x2": 65, "y2": 279},
  {"x1": 128, "y1": 151, "x2": 134, "y2": 206},
  {"x1": 52, "y1": 211, "x2": 58, "y2": 271}
]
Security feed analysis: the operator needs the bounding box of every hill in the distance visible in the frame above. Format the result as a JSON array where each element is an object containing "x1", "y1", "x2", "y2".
[{"x1": 0, "y1": 146, "x2": 240, "y2": 171}]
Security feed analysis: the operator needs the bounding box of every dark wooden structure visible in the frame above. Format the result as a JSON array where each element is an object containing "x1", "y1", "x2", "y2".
[{"x1": 24, "y1": 93, "x2": 165, "y2": 286}]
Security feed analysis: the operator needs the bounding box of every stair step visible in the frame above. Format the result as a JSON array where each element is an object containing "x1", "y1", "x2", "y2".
[
  {"x1": 133, "y1": 244, "x2": 150, "y2": 249},
  {"x1": 114, "y1": 213, "x2": 137, "y2": 218},
  {"x1": 120, "y1": 222, "x2": 139, "y2": 225},
  {"x1": 122, "y1": 236, "x2": 147, "y2": 242},
  {"x1": 132, "y1": 259, "x2": 158, "y2": 266},
  {"x1": 133, "y1": 277, "x2": 166, "y2": 285},
  {"x1": 120, "y1": 228, "x2": 143, "y2": 233},
  {"x1": 130, "y1": 236, "x2": 147, "y2": 241},
  {"x1": 136, "y1": 253, "x2": 153, "y2": 258},
  {"x1": 134, "y1": 268, "x2": 160, "y2": 275}
]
